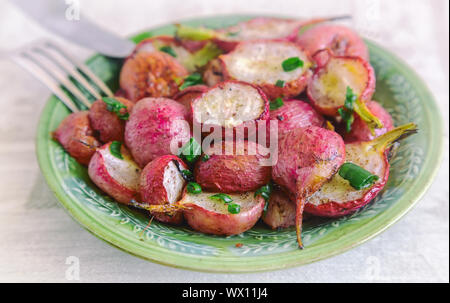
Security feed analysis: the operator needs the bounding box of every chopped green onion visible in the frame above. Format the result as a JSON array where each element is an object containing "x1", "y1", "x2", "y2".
[
  {"x1": 282, "y1": 57, "x2": 304, "y2": 72},
  {"x1": 338, "y1": 86, "x2": 357, "y2": 132},
  {"x1": 179, "y1": 138, "x2": 202, "y2": 163},
  {"x1": 226, "y1": 31, "x2": 240, "y2": 37},
  {"x1": 339, "y1": 162, "x2": 380, "y2": 190},
  {"x1": 180, "y1": 73, "x2": 203, "y2": 90},
  {"x1": 187, "y1": 182, "x2": 202, "y2": 194},
  {"x1": 209, "y1": 193, "x2": 233, "y2": 204},
  {"x1": 159, "y1": 45, "x2": 177, "y2": 57},
  {"x1": 181, "y1": 169, "x2": 194, "y2": 182},
  {"x1": 275, "y1": 80, "x2": 285, "y2": 87},
  {"x1": 227, "y1": 203, "x2": 241, "y2": 214},
  {"x1": 102, "y1": 97, "x2": 129, "y2": 120},
  {"x1": 109, "y1": 141, "x2": 123, "y2": 159},
  {"x1": 255, "y1": 184, "x2": 272, "y2": 216},
  {"x1": 201, "y1": 154, "x2": 210, "y2": 162},
  {"x1": 270, "y1": 97, "x2": 284, "y2": 110}
]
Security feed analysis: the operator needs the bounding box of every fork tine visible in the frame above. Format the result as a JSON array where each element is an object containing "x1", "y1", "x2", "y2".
[
  {"x1": 45, "y1": 41, "x2": 115, "y2": 97},
  {"x1": 11, "y1": 53, "x2": 79, "y2": 113},
  {"x1": 23, "y1": 48, "x2": 92, "y2": 109},
  {"x1": 34, "y1": 44, "x2": 102, "y2": 100}
]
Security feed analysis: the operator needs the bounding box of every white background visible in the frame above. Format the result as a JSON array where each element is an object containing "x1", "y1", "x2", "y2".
[{"x1": 0, "y1": 0, "x2": 448, "y2": 282}]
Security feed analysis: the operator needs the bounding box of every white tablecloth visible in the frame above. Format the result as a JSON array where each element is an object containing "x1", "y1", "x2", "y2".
[{"x1": 0, "y1": 0, "x2": 448, "y2": 282}]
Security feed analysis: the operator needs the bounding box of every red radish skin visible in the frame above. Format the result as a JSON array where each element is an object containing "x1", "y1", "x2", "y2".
[
  {"x1": 182, "y1": 191, "x2": 265, "y2": 235},
  {"x1": 88, "y1": 97, "x2": 134, "y2": 143},
  {"x1": 220, "y1": 40, "x2": 312, "y2": 100},
  {"x1": 88, "y1": 142, "x2": 141, "y2": 204},
  {"x1": 124, "y1": 98, "x2": 191, "y2": 168},
  {"x1": 140, "y1": 155, "x2": 188, "y2": 225},
  {"x1": 192, "y1": 80, "x2": 269, "y2": 139},
  {"x1": 262, "y1": 188, "x2": 296, "y2": 229},
  {"x1": 194, "y1": 140, "x2": 271, "y2": 193},
  {"x1": 343, "y1": 101, "x2": 394, "y2": 142},
  {"x1": 119, "y1": 51, "x2": 189, "y2": 102},
  {"x1": 173, "y1": 84, "x2": 209, "y2": 119},
  {"x1": 53, "y1": 111, "x2": 101, "y2": 166},
  {"x1": 267, "y1": 99, "x2": 325, "y2": 140},
  {"x1": 272, "y1": 126, "x2": 346, "y2": 247},
  {"x1": 296, "y1": 24, "x2": 369, "y2": 61},
  {"x1": 307, "y1": 51, "x2": 376, "y2": 116}
]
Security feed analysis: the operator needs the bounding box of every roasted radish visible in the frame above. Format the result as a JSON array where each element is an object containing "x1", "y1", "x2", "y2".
[
  {"x1": 124, "y1": 98, "x2": 191, "y2": 168},
  {"x1": 88, "y1": 141, "x2": 141, "y2": 204},
  {"x1": 119, "y1": 51, "x2": 189, "y2": 102},
  {"x1": 262, "y1": 188, "x2": 296, "y2": 229},
  {"x1": 268, "y1": 99, "x2": 325, "y2": 139},
  {"x1": 194, "y1": 140, "x2": 271, "y2": 193},
  {"x1": 219, "y1": 41, "x2": 312, "y2": 99},
  {"x1": 306, "y1": 123, "x2": 417, "y2": 217},
  {"x1": 182, "y1": 191, "x2": 265, "y2": 235},
  {"x1": 88, "y1": 97, "x2": 134, "y2": 143},
  {"x1": 192, "y1": 81, "x2": 269, "y2": 138},
  {"x1": 53, "y1": 111, "x2": 101, "y2": 165},
  {"x1": 176, "y1": 16, "x2": 351, "y2": 52},
  {"x1": 272, "y1": 126, "x2": 346, "y2": 247},
  {"x1": 140, "y1": 155, "x2": 188, "y2": 224},
  {"x1": 296, "y1": 24, "x2": 369, "y2": 61},
  {"x1": 307, "y1": 50, "x2": 376, "y2": 117},
  {"x1": 343, "y1": 101, "x2": 394, "y2": 142}
]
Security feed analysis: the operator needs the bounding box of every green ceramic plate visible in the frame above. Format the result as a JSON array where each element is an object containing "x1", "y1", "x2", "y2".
[{"x1": 36, "y1": 15, "x2": 444, "y2": 272}]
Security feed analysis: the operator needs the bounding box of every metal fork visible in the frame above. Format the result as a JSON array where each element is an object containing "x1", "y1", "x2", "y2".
[{"x1": 10, "y1": 39, "x2": 114, "y2": 112}]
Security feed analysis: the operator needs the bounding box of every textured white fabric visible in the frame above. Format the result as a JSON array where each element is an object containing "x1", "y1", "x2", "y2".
[{"x1": 0, "y1": 0, "x2": 448, "y2": 282}]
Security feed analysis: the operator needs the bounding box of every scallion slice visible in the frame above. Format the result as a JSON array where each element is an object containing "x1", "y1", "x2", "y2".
[
  {"x1": 179, "y1": 73, "x2": 203, "y2": 90},
  {"x1": 209, "y1": 193, "x2": 233, "y2": 204},
  {"x1": 270, "y1": 97, "x2": 284, "y2": 110},
  {"x1": 187, "y1": 182, "x2": 202, "y2": 194},
  {"x1": 179, "y1": 138, "x2": 201, "y2": 163},
  {"x1": 102, "y1": 97, "x2": 129, "y2": 120},
  {"x1": 159, "y1": 45, "x2": 177, "y2": 57},
  {"x1": 282, "y1": 57, "x2": 304, "y2": 72},
  {"x1": 109, "y1": 141, "x2": 123, "y2": 159},
  {"x1": 339, "y1": 162, "x2": 379, "y2": 190}
]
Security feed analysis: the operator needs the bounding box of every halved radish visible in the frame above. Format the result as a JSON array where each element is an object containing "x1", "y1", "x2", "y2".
[
  {"x1": 307, "y1": 50, "x2": 376, "y2": 116},
  {"x1": 53, "y1": 111, "x2": 101, "y2": 166},
  {"x1": 343, "y1": 101, "x2": 394, "y2": 143},
  {"x1": 88, "y1": 142, "x2": 141, "y2": 204},
  {"x1": 262, "y1": 187, "x2": 296, "y2": 229},
  {"x1": 306, "y1": 123, "x2": 417, "y2": 217},
  {"x1": 140, "y1": 155, "x2": 188, "y2": 225},
  {"x1": 272, "y1": 126, "x2": 346, "y2": 247},
  {"x1": 192, "y1": 81, "x2": 269, "y2": 138},
  {"x1": 194, "y1": 140, "x2": 271, "y2": 193},
  {"x1": 119, "y1": 51, "x2": 189, "y2": 102},
  {"x1": 135, "y1": 36, "x2": 221, "y2": 72},
  {"x1": 181, "y1": 191, "x2": 265, "y2": 235},
  {"x1": 220, "y1": 41, "x2": 312, "y2": 99}
]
